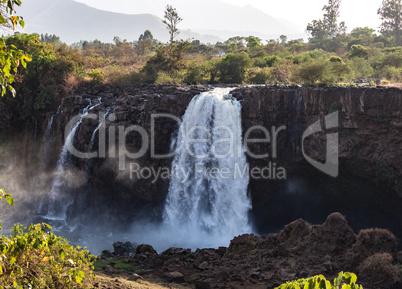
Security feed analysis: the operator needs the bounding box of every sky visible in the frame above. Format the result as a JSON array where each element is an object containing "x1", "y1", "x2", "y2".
[{"x1": 74, "y1": 0, "x2": 384, "y2": 33}]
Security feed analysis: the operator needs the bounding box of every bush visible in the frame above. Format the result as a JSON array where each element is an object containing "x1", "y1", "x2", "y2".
[
  {"x1": 275, "y1": 272, "x2": 363, "y2": 289},
  {"x1": 264, "y1": 55, "x2": 279, "y2": 67},
  {"x1": 218, "y1": 52, "x2": 251, "y2": 83},
  {"x1": 293, "y1": 60, "x2": 327, "y2": 84},
  {"x1": 248, "y1": 67, "x2": 275, "y2": 84},
  {"x1": 380, "y1": 66, "x2": 402, "y2": 82},
  {"x1": 155, "y1": 71, "x2": 184, "y2": 85},
  {"x1": 87, "y1": 69, "x2": 104, "y2": 84},
  {"x1": 347, "y1": 57, "x2": 374, "y2": 79},
  {"x1": 0, "y1": 223, "x2": 95, "y2": 288},
  {"x1": 349, "y1": 45, "x2": 369, "y2": 59},
  {"x1": 184, "y1": 65, "x2": 207, "y2": 84},
  {"x1": 330, "y1": 56, "x2": 343, "y2": 63}
]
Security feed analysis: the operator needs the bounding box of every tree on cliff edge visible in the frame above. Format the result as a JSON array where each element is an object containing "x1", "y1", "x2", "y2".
[
  {"x1": 307, "y1": 0, "x2": 346, "y2": 43},
  {"x1": 378, "y1": 0, "x2": 402, "y2": 46},
  {"x1": 163, "y1": 5, "x2": 183, "y2": 43}
]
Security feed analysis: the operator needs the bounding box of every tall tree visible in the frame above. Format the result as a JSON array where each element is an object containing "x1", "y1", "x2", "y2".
[
  {"x1": 162, "y1": 5, "x2": 182, "y2": 42},
  {"x1": 307, "y1": 0, "x2": 346, "y2": 42},
  {"x1": 378, "y1": 0, "x2": 402, "y2": 46}
]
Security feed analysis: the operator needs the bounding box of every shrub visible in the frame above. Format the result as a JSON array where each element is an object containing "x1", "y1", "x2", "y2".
[
  {"x1": 330, "y1": 62, "x2": 351, "y2": 81},
  {"x1": 155, "y1": 71, "x2": 184, "y2": 85},
  {"x1": 330, "y1": 56, "x2": 343, "y2": 63},
  {"x1": 347, "y1": 57, "x2": 374, "y2": 79},
  {"x1": 264, "y1": 55, "x2": 279, "y2": 67},
  {"x1": 248, "y1": 67, "x2": 275, "y2": 84},
  {"x1": 275, "y1": 272, "x2": 363, "y2": 289},
  {"x1": 348, "y1": 45, "x2": 369, "y2": 59},
  {"x1": 0, "y1": 223, "x2": 95, "y2": 288},
  {"x1": 380, "y1": 66, "x2": 402, "y2": 82},
  {"x1": 218, "y1": 52, "x2": 251, "y2": 83},
  {"x1": 184, "y1": 65, "x2": 207, "y2": 84},
  {"x1": 293, "y1": 60, "x2": 327, "y2": 84},
  {"x1": 34, "y1": 84, "x2": 54, "y2": 111},
  {"x1": 87, "y1": 69, "x2": 104, "y2": 84},
  {"x1": 329, "y1": 101, "x2": 343, "y2": 114},
  {"x1": 253, "y1": 57, "x2": 268, "y2": 68}
]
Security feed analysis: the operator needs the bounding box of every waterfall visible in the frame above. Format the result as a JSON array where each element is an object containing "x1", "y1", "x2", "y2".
[
  {"x1": 162, "y1": 88, "x2": 252, "y2": 248},
  {"x1": 42, "y1": 106, "x2": 61, "y2": 167},
  {"x1": 46, "y1": 99, "x2": 93, "y2": 220},
  {"x1": 88, "y1": 107, "x2": 110, "y2": 152}
]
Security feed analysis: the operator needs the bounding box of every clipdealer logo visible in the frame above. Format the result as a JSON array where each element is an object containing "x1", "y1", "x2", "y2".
[{"x1": 63, "y1": 111, "x2": 339, "y2": 179}]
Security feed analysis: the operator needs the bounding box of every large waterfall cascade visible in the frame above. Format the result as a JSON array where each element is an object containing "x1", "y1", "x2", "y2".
[{"x1": 162, "y1": 88, "x2": 252, "y2": 247}]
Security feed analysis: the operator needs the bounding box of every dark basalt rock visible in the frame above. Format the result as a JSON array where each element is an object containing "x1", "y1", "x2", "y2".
[{"x1": 110, "y1": 213, "x2": 401, "y2": 289}]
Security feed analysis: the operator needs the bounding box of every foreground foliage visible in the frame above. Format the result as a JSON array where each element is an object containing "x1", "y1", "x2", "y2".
[
  {"x1": 0, "y1": 0, "x2": 31, "y2": 96},
  {"x1": 276, "y1": 272, "x2": 363, "y2": 289},
  {"x1": 0, "y1": 223, "x2": 95, "y2": 288},
  {"x1": 0, "y1": 194, "x2": 94, "y2": 288}
]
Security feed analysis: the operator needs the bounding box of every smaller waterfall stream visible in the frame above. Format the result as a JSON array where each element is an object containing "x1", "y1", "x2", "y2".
[
  {"x1": 46, "y1": 99, "x2": 94, "y2": 220},
  {"x1": 88, "y1": 107, "x2": 110, "y2": 152}
]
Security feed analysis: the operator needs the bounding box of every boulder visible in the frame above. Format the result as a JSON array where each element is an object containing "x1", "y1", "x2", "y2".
[
  {"x1": 113, "y1": 241, "x2": 136, "y2": 256},
  {"x1": 165, "y1": 271, "x2": 185, "y2": 283}
]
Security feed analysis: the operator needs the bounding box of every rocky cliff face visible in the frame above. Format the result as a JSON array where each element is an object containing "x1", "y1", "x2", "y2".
[
  {"x1": 232, "y1": 86, "x2": 402, "y2": 196},
  {"x1": 2, "y1": 84, "x2": 401, "y2": 228}
]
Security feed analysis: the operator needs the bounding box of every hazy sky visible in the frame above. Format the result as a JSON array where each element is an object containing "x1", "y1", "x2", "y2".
[{"x1": 75, "y1": 0, "x2": 384, "y2": 32}]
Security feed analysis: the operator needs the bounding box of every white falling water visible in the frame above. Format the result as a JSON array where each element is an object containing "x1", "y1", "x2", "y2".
[
  {"x1": 46, "y1": 99, "x2": 93, "y2": 220},
  {"x1": 88, "y1": 107, "x2": 111, "y2": 152},
  {"x1": 36, "y1": 106, "x2": 62, "y2": 214},
  {"x1": 162, "y1": 88, "x2": 252, "y2": 248}
]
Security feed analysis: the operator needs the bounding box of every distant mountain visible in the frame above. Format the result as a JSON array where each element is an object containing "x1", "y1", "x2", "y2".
[
  {"x1": 15, "y1": 0, "x2": 304, "y2": 44},
  {"x1": 15, "y1": 0, "x2": 169, "y2": 43},
  {"x1": 74, "y1": 0, "x2": 303, "y2": 35}
]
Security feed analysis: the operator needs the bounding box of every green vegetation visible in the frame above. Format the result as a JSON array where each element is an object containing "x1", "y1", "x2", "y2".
[
  {"x1": 378, "y1": 0, "x2": 402, "y2": 46},
  {"x1": 276, "y1": 272, "x2": 363, "y2": 289},
  {"x1": 0, "y1": 223, "x2": 95, "y2": 288},
  {"x1": 0, "y1": 0, "x2": 31, "y2": 96},
  {"x1": 87, "y1": 68, "x2": 104, "y2": 84},
  {"x1": 0, "y1": 193, "x2": 95, "y2": 288}
]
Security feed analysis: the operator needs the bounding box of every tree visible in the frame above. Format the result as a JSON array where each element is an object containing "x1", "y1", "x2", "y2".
[
  {"x1": 246, "y1": 36, "x2": 261, "y2": 49},
  {"x1": 139, "y1": 30, "x2": 153, "y2": 41},
  {"x1": 218, "y1": 52, "x2": 251, "y2": 83},
  {"x1": 350, "y1": 27, "x2": 376, "y2": 38},
  {"x1": 279, "y1": 35, "x2": 288, "y2": 45},
  {"x1": 348, "y1": 44, "x2": 369, "y2": 59},
  {"x1": 40, "y1": 33, "x2": 62, "y2": 46},
  {"x1": 306, "y1": 0, "x2": 346, "y2": 42},
  {"x1": 378, "y1": 0, "x2": 402, "y2": 46},
  {"x1": 134, "y1": 30, "x2": 156, "y2": 56},
  {"x1": 162, "y1": 5, "x2": 183, "y2": 42},
  {"x1": 0, "y1": 0, "x2": 31, "y2": 96}
]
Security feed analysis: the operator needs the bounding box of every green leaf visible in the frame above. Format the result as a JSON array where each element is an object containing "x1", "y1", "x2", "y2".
[
  {"x1": 59, "y1": 248, "x2": 65, "y2": 261},
  {"x1": 19, "y1": 19, "x2": 24, "y2": 27},
  {"x1": 5, "y1": 194, "x2": 14, "y2": 206},
  {"x1": 44, "y1": 223, "x2": 52, "y2": 230},
  {"x1": 10, "y1": 256, "x2": 16, "y2": 265}
]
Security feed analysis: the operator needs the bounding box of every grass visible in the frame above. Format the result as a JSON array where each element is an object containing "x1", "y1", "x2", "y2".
[
  {"x1": 95, "y1": 257, "x2": 136, "y2": 271},
  {"x1": 94, "y1": 272, "x2": 191, "y2": 289}
]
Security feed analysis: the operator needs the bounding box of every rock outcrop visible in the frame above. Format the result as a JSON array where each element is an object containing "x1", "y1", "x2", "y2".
[
  {"x1": 102, "y1": 213, "x2": 401, "y2": 289},
  {"x1": 232, "y1": 86, "x2": 402, "y2": 193}
]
